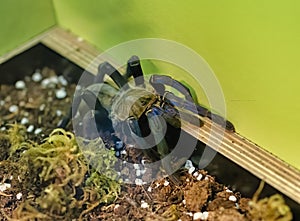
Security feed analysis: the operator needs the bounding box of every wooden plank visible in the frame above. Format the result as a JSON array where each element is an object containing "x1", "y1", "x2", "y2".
[{"x1": 1, "y1": 26, "x2": 300, "y2": 204}]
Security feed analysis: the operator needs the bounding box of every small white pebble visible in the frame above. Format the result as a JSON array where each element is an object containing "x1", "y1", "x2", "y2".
[
  {"x1": 120, "y1": 149, "x2": 127, "y2": 155},
  {"x1": 184, "y1": 160, "x2": 193, "y2": 169},
  {"x1": 9, "y1": 176, "x2": 13, "y2": 180},
  {"x1": 0, "y1": 100, "x2": 5, "y2": 106},
  {"x1": 15, "y1": 80, "x2": 26, "y2": 89},
  {"x1": 193, "y1": 171, "x2": 199, "y2": 177},
  {"x1": 16, "y1": 192, "x2": 22, "y2": 200},
  {"x1": 9, "y1": 105, "x2": 18, "y2": 113},
  {"x1": 235, "y1": 203, "x2": 240, "y2": 209},
  {"x1": 229, "y1": 195, "x2": 237, "y2": 202},
  {"x1": 182, "y1": 199, "x2": 186, "y2": 205},
  {"x1": 155, "y1": 182, "x2": 160, "y2": 188},
  {"x1": 20, "y1": 117, "x2": 29, "y2": 125},
  {"x1": 136, "y1": 170, "x2": 141, "y2": 177},
  {"x1": 17, "y1": 176, "x2": 21, "y2": 182},
  {"x1": 135, "y1": 178, "x2": 143, "y2": 186},
  {"x1": 1, "y1": 127, "x2": 6, "y2": 131},
  {"x1": 202, "y1": 211, "x2": 209, "y2": 220},
  {"x1": 56, "y1": 88, "x2": 67, "y2": 99},
  {"x1": 141, "y1": 159, "x2": 146, "y2": 165},
  {"x1": 56, "y1": 110, "x2": 62, "y2": 117},
  {"x1": 140, "y1": 200, "x2": 149, "y2": 208},
  {"x1": 185, "y1": 212, "x2": 193, "y2": 217},
  {"x1": 204, "y1": 176, "x2": 209, "y2": 180},
  {"x1": 32, "y1": 71, "x2": 42, "y2": 82},
  {"x1": 164, "y1": 180, "x2": 169, "y2": 186},
  {"x1": 193, "y1": 212, "x2": 203, "y2": 220},
  {"x1": 196, "y1": 174, "x2": 203, "y2": 181},
  {"x1": 147, "y1": 186, "x2": 152, "y2": 192},
  {"x1": 39, "y1": 104, "x2": 46, "y2": 111},
  {"x1": 188, "y1": 166, "x2": 195, "y2": 174},
  {"x1": 133, "y1": 163, "x2": 140, "y2": 170},
  {"x1": 58, "y1": 75, "x2": 68, "y2": 86},
  {"x1": 34, "y1": 128, "x2": 42, "y2": 135},
  {"x1": 0, "y1": 183, "x2": 11, "y2": 192},
  {"x1": 225, "y1": 188, "x2": 233, "y2": 193},
  {"x1": 49, "y1": 76, "x2": 58, "y2": 84},
  {"x1": 41, "y1": 78, "x2": 50, "y2": 88},
  {"x1": 114, "y1": 204, "x2": 120, "y2": 209},
  {"x1": 27, "y1": 125, "x2": 34, "y2": 133}
]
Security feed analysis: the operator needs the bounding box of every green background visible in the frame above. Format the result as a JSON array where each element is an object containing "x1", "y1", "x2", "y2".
[
  {"x1": 1, "y1": 0, "x2": 299, "y2": 169},
  {"x1": 0, "y1": 0, "x2": 56, "y2": 55}
]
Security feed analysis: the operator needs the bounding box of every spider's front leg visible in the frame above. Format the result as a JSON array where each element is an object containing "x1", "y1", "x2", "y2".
[
  {"x1": 127, "y1": 107, "x2": 181, "y2": 185},
  {"x1": 150, "y1": 75, "x2": 235, "y2": 132},
  {"x1": 146, "y1": 107, "x2": 182, "y2": 185}
]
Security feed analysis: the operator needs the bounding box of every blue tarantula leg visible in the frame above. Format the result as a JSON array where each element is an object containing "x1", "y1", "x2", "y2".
[
  {"x1": 126, "y1": 55, "x2": 145, "y2": 87},
  {"x1": 82, "y1": 110, "x2": 124, "y2": 157},
  {"x1": 97, "y1": 62, "x2": 129, "y2": 90},
  {"x1": 81, "y1": 89, "x2": 125, "y2": 155},
  {"x1": 150, "y1": 75, "x2": 194, "y2": 102},
  {"x1": 146, "y1": 108, "x2": 181, "y2": 185},
  {"x1": 164, "y1": 92, "x2": 235, "y2": 132},
  {"x1": 126, "y1": 117, "x2": 149, "y2": 148},
  {"x1": 126, "y1": 117, "x2": 166, "y2": 161}
]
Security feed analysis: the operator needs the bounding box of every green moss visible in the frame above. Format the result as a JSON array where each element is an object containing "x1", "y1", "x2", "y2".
[
  {"x1": 248, "y1": 181, "x2": 293, "y2": 221},
  {"x1": 0, "y1": 125, "x2": 121, "y2": 221}
]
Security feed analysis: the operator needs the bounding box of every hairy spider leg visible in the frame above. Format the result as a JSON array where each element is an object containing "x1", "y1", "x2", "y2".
[
  {"x1": 126, "y1": 116, "x2": 161, "y2": 160},
  {"x1": 80, "y1": 89, "x2": 125, "y2": 156},
  {"x1": 149, "y1": 75, "x2": 235, "y2": 131},
  {"x1": 59, "y1": 87, "x2": 124, "y2": 156},
  {"x1": 97, "y1": 61, "x2": 129, "y2": 90},
  {"x1": 126, "y1": 55, "x2": 145, "y2": 87},
  {"x1": 126, "y1": 108, "x2": 181, "y2": 185},
  {"x1": 164, "y1": 92, "x2": 235, "y2": 132},
  {"x1": 149, "y1": 74, "x2": 203, "y2": 128},
  {"x1": 60, "y1": 61, "x2": 128, "y2": 128},
  {"x1": 146, "y1": 108, "x2": 181, "y2": 185},
  {"x1": 150, "y1": 75, "x2": 194, "y2": 102}
]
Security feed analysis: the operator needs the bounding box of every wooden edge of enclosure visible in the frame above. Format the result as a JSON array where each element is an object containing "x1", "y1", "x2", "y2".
[{"x1": 1, "y1": 26, "x2": 300, "y2": 204}]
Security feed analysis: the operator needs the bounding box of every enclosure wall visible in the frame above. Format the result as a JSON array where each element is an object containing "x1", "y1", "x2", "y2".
[{"x1": 0, "y1": 0, "x2": 56, "y2": 56}]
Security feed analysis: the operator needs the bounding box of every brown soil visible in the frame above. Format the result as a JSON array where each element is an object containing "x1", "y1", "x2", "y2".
[{"x1": 0, "y1": 67, "x2": 292, "y2": 221}]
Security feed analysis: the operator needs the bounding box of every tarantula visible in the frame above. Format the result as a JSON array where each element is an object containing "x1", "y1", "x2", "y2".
[{"x1": 59, "y1": 56, "x2": 234, "y2": 182}]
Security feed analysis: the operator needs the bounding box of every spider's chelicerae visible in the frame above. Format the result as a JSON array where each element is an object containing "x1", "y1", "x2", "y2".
[{"x1": 59, "y1": 56, "x2": 234, "y2": 183}]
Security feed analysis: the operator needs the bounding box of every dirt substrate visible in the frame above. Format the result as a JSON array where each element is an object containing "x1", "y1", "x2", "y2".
[{"x1": 0, "y1": 68, "x2": 293, "y2": 221}]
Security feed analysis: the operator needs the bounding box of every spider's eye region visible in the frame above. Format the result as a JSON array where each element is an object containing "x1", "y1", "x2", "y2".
[{"x1": 139, "y1": 98, "x2": 148, "y2": 106}]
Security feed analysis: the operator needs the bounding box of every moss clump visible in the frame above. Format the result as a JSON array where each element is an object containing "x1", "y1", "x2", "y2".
[
  {"x1": 0, "y1": 125, "x2": 121, "y2": 221},
  {"x1": 247, "y1": 181, "x2": 293, "y2": 221}
]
